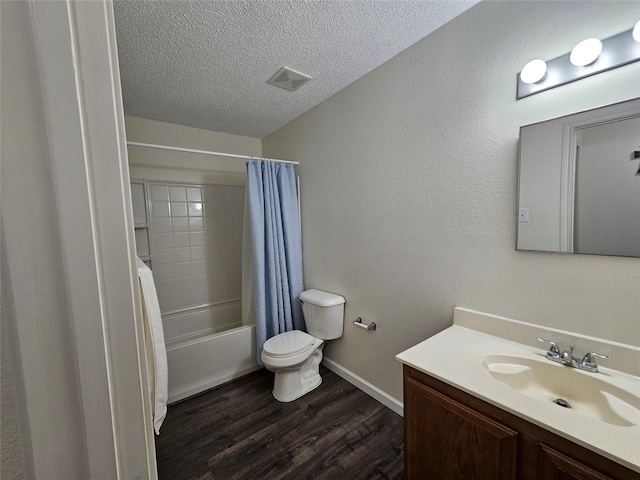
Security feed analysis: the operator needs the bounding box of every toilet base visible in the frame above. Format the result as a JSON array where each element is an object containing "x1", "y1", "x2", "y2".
[{"x1": 271, "y1": 344, "x2": 324, "y2": 402}]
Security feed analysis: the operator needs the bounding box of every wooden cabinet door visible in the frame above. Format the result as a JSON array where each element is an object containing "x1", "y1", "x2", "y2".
[
  {"x1": 539, "y1": 444, "x2": 615, "y2": 480},
  {"x1": 404, "y1": 376, "x2": 518, "y2": 480}
]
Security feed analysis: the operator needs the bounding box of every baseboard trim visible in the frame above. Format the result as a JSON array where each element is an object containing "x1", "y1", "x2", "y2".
[{"x1": 322, "y1": 357, "x2": 404, "y2": 417}]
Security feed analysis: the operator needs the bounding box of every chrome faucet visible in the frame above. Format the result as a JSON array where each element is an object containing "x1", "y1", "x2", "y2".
[
  {"x1": 577, "y1": 351, "x2": 613, "y2": 373},
  {"x1": 537, "y1": 338, "x2": 611, "y2": 373}
]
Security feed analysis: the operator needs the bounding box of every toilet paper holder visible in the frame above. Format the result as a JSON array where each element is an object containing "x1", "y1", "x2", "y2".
[{"x1": 353, "y1": 317, "x2": 376, "y2": 331}]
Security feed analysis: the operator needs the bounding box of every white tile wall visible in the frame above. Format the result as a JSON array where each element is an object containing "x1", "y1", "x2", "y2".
[
  {"x1": 155, "y1": 248, "x2": 175, "y2": 265},
  {"x1": 152, "y1": 201, "x2": 170, "y2": 217},
  {"x1": 153, "y1": 218, "x2": 172, "y2": 233},
  {"x1": 171, "y1": 202, "x2": 187, "y2": 217},
  {"x1": 150, "y1": 185, "x2": 169, "y2": 202},
  {"x1": 186, "y1": 187, "x2": 201, "y2": 202},
  {"x1": 172, "y1": 217, "x2": 189, "y2": 232},
  {"x1": 188, "y1": 202, "x2": 203, "y2": 216},
  {"x1": 169, "y1": 186, "x2": 186, "y2": 201},
  {"x1": 155, "y1": 233, "x2": 173, "y2": 249},
  {"x1": 148, "y1": 183, "x2": 244, "y2": 314},
  {"x1": 173, "y1": 232, "x2": 190, "y2": 247}
]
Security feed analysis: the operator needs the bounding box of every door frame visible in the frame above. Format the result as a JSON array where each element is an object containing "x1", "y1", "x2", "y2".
[{"x1": 28, "y1": 0, "x2": 156, "y2": 477}]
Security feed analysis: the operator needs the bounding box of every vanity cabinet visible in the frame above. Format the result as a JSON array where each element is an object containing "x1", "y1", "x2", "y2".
[{"x1": 403, "y1": 365, "x2": 639, "y2": 480}]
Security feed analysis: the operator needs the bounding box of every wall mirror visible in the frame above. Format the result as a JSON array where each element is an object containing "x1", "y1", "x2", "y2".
[{"x1": 517, "y1": 98, "x2": 640, "y2": 257}]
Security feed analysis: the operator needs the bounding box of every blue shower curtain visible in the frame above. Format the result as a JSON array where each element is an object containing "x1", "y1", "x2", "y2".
[{"x1": 247, "y1": 160, "x2": 304, "y2": 364}]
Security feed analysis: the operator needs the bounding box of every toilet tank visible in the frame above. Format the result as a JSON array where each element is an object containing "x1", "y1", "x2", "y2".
[{"x1": 299, "y1": 289, "x2": 346, "y2": 340}]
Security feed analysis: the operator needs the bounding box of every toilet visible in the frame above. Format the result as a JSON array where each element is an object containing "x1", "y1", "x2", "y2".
[{"x1": 261, "y1": 289, "x2": 345, "y2": 402}]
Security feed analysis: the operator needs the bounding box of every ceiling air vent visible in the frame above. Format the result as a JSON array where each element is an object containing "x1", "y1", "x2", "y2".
[{"x1": 267, "y1": 67, "x2": 312, "y2": 92}]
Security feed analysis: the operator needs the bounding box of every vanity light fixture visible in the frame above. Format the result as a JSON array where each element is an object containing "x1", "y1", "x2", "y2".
[
  {"x1": 520, "y1": 59, "x2": 547, "y2": 84},
  {"x1": 569, "y1": 38, "x2": 602, "y2": 67},
  {"x1": 517, "y1": 22, "x2": 640, "y2": 99}
]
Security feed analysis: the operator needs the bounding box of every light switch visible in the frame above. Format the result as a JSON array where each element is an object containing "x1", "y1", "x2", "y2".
[{"x1": 518, "y1": 208, "x2": 529, "y2": 223}]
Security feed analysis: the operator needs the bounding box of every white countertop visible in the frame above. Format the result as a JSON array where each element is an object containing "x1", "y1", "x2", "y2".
[{"x1": 396, "y1": 308, "x2": 640, "y2": 473}]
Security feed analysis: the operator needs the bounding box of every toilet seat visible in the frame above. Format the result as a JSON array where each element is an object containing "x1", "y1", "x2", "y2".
[{"x1": 263, "y1": 330, "x2": 315, "y2": 358}]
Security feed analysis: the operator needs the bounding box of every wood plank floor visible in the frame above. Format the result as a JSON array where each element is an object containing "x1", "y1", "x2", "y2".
[{"x1": 155, "y1": 366, "x2": 404, "y2": 480}]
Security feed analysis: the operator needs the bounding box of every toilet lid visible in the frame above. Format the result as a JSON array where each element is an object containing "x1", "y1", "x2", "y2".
[{"x1": 263, "y1": 330, "x2": 314, "y2": 358}]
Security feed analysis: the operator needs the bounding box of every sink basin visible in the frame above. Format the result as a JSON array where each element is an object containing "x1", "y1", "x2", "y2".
[{"x1": 483, "y1": 354, "x2": 640, "y2": 427}]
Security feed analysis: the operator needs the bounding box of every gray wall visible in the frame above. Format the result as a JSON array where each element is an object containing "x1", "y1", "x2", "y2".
[
  {"x1": 126, "y1": 115, "x2": 261, "y2": 186},
  {"x1": 1, "y1": 1, "x2": 87, "y2": 477},
  {"x1": 263, "y1": 1, "x2": 640, "y2": 401}
]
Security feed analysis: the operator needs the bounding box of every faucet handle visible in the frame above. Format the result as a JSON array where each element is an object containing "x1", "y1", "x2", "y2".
[
  {"x1": 538, "y1": 337, "x2": 560, "y2": 357},
  {"x1": 579, "y1": 352, "x2": 611, "y2": 373}
]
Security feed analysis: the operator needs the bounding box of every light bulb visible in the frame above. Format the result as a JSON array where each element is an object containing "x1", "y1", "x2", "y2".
[
  {"x1": 633, "y1": 20, "x2": 640, "y2": 42},
  {"x1": 570, "y1": 38, "x2": 602, "y2": 67},
  {"x1": 520, "y1": 59, "x2": 547, "y2": 84}
]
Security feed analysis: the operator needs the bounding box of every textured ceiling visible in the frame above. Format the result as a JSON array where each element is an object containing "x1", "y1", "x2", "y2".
[{"x1": 114, "y1": 0, "x2": 478, "y2": 139}]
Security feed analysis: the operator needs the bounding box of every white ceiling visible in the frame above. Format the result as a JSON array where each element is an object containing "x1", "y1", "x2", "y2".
[{"x1": 113, "y1": 0, "x2": 478, "y2": 139}]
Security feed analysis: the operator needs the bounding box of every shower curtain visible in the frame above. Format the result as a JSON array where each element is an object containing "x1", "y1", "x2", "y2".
[{"x1": 246, "y1": 160, "x2": 304, "y2": 364}]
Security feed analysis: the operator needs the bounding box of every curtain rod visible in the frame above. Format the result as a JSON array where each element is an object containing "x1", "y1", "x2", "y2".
[{"x1": 126, "y1": 141, "x2": 299, "y2": 165}]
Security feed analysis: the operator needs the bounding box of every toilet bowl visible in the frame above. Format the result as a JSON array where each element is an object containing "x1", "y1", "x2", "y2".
[
  {"x1": 261, "y1": 330, "x2": 324, "y2": 402},
  {"x1": 261, "y1": 289, "x2": 345, "y2": 402}
]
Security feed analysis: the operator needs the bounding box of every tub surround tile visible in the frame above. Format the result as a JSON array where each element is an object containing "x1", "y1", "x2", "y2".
[{"x1": 147, "y1": 182, "x2": 244, "y2": 314}]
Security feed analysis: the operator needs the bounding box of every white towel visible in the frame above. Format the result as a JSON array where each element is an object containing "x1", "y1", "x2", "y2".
[{"x1": 136, "y1": 257, "x2": 168, "y2": 434}]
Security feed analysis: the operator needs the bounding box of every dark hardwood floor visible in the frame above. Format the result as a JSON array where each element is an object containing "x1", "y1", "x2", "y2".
[{"x1": 155, "y1": 366, "x2": 404, "y2": 480}]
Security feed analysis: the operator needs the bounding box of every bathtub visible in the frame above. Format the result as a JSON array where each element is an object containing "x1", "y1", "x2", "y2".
[{"x1": 163, "y1": 301, "x2": 261, "y2": 404}]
